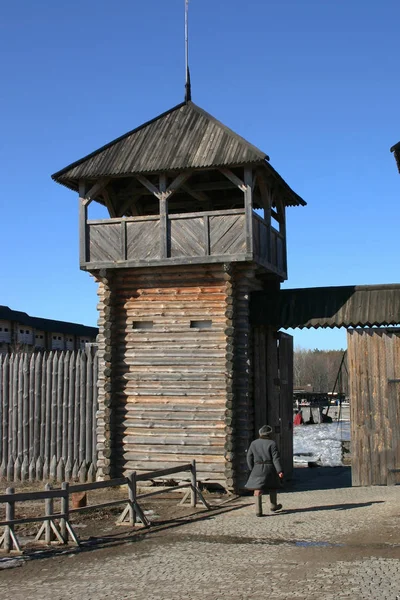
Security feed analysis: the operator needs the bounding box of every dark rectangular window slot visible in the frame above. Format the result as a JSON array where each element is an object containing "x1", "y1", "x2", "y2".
[
  {"x1": 132, "y1": 321, "x2": 154, "y2": 330},
  {"x1": 190, "y1": 320, "x2": 212, "y2": 329}
]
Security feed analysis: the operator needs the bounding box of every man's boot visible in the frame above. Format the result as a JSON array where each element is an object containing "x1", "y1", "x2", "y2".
[
  {"x1": 255, "y1": 493, "x2": 263, "y2": 517},
  {"x1": 270, "y1": 491, "x2": 282, "y2": 512}
]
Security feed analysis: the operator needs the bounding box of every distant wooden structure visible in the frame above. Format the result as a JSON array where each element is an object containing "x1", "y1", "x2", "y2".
[
  {"x1": 348, "y1": 329, "x2": 400, "y2": 486},
  {"x1": 252, "y1": 285, "x2": 400, "y2": 486},
  {"x1": 0, "y1": 305, "x2": 98, "y2": 353},
  {"x1": 52, "y1": 100, "x2": 305, "y2": 491}
]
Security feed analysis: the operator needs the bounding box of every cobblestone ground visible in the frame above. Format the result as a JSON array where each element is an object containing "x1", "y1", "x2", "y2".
[{"x1": 1, "y1": 471, "x2": 400, "y2": 599}]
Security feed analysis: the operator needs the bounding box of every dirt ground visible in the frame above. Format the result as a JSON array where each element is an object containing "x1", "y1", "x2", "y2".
[{"x1": 0, "y1": 478, "x2": 219, "y2": 548}]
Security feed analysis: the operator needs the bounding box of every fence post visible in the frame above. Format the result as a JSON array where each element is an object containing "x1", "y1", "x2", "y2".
[
  {"x1": 44, "y1": 483, "x2": 54, "y2": 544},
  {"x1": 0, "y1": 487, "x2": 21, "y2": 553},
  {"x1": 128, "y1": 472, "x2": 137, "y2": 526},
  {"x1": 4, "y1": 487, "x2": 14, "y2": 553},
  {"x1": 190, "y1": 460, "x2": 197, "y2": 507},
  {"x1": 60, "y1": 482, "x2": 69, "y2": 541}
]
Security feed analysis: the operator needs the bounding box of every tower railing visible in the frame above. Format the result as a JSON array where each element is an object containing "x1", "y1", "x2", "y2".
[{"x1": 80, "y1": 208, "x2": 287, "y2": 278}]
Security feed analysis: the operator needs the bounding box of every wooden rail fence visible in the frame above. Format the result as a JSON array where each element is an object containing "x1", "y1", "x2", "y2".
[
  {"x1": 0, "y1": 461, "x2": 210, "y2": 553},
  {"x1": 0, "y1": 350, "x2": 98, "y2": 482}
]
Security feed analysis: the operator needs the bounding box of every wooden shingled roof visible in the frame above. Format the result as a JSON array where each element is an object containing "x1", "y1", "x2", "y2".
[
  {"x1": 390, "y1": 141, "x2": 400, "y2": 173},
  {"x1": 52, "y1": 101, "x2": 305, "y2": 207},
  {"x1": 250, "y1": 284, "x2": 400, "y2": 329}
]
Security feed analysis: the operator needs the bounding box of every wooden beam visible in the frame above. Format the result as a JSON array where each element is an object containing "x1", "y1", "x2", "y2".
[
  {"x1": 191, "y1": 180, "x2": 236, "y2": 192},
  {"x1": 271, "y1": 208, "x2": 281, "y2": 224},
  {"x1": 79, "y1": 197, "x2": 88, "y2": 264},
  {"x1": 182, "y1": 183, "x2": 212, "y2": 208},
  {"x1": 244, "y1": 167, "x2": 253, "y2": 255},
  {"x1": 78, "y1": 182, "x2": 90, "y2": 263},
  {"x1": 85, "y1": 178, "x2": 111, "y2": 202},
  {"x1": 166, "y1": 172, "x2": 192, "y2": 198},
  {"x1": 275, "y1": 196, "x2": 287, "y2": 273},
  {"x1": 79, "y1": 181, "x2": 86, "y2": 198},
  {"x1": 125, "y1": 179, "x2": 237, "y2": 195},
  {"x1": 159, "y1": 174, "x2": 168, "y2": 259},
  {"x1": 219, "y1": 168, "x2": 246, "y2": 192},
  {"x1": 135, "y1": 174, "x2": 162, "y2": 199},
  {"x1": 118, "y1": 195, "x2": 143, "y2": 217},
  {"x1": 103, "y1": 189, "x2": 117, "y2": 218},
  {"x1": 256, "y1": 169, "x2": 272, "y2": 211}
]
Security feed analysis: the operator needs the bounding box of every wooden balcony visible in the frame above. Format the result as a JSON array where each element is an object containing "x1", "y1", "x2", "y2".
[{"x1": 80, "y1": 208, "x2": 287, "y2": 279}]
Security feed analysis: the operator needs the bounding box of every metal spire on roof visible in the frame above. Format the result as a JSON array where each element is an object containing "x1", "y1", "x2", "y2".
[{"x1": 185, "y1": 0, "x2": 192, "y2": 102}]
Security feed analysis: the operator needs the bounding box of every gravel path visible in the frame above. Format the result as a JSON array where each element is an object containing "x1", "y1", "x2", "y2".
[{"x1": 1, "y1": 469, "x2": 400, "y2": 599}]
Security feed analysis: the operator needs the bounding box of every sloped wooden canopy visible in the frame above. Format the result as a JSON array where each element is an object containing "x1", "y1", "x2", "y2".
[
  {"x1": 250, "y1": 284, "x2": 400, "y2": 329},
  {"x1": 52, "y1": 101, "x2": 305, "y2": 208}
]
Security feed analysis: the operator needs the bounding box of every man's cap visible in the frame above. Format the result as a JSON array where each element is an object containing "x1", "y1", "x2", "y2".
[{"x1": 259, "y1": 425, "x2": 273, "y2": 436}]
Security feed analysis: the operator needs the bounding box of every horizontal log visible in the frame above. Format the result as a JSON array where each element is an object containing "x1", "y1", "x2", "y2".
[
  {"x1": 117, "y1": 401, "x2": 225, "y2": 410},
  {"x1": 116, "y1": 391, "x2": 226, "y2": 399},
  {"x1": 117, "y1": 396, "x2": 226, "y2": 404},
  {"x1": 112, "y1": 351, "x2": 227, "y2": 359},
  {"x1": 122, "y1": 421, "x2": 225, "y2": 429},
  {"x1": 0, "y1": 489, "x2": 67, "y2": 503},
  {"x1": 113, "y1": 366, "x2": 225, "y2": 374},
  {"x1": 119, "y1": 373, "x2": 224, "y2": 382},
  {"x1": 122, "y1": 435, "x2": 225, "y2": 446},
  {"x1": 0, "y1": 513, "x2": 67, "y2": 527},
  {"x1": 111, "y1": 359, "x2": 226, "y2": 367},
  {"x1": 137, "y1": 482, "x2": 191, "y2": 498},
  {"x1": 136, "y1": 463, "x2": 193, "y2": 481},
  {"x1": 121, "y1": 461, "x2": 224, "y2": 474},
  {"x1": 83, "y1": 254, "x2": 250, "y2": 271},
  {"x1": 123, "y1": 452, "x2": 224, "y2": 462}
]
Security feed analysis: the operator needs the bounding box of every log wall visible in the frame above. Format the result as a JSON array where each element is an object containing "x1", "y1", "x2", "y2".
[
  {"x1": 94, "y1": 263, "x2": 269, "y2": 491},
  {"x1": 348, "y1": 328, "x2": 400, "y2": 486}
]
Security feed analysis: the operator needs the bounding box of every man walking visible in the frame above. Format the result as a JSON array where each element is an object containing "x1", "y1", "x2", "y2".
[{"x1": 245, "y1": 425, "x2": 284, "y2": 517}]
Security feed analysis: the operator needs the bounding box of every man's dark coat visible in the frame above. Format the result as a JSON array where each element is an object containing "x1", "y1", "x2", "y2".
[{"x1": 245, "y1": 438, "x2": 282, "y2": 491}]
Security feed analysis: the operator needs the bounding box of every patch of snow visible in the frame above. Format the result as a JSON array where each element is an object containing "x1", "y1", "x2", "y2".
[
  {"x1": 0, "y1": 558, "x2": 24, "y2": 569},
  {"x1": 293, "y1": 422, "x2": 350, "y2": 467}
]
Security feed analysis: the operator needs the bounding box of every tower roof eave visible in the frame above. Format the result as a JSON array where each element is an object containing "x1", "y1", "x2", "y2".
[{"x1": 52, "y1": 100, "x2": 305, "y2": 207}]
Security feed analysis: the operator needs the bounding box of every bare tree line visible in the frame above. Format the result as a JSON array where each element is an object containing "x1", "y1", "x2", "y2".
[{"x1": 294, "y1": 347, "x2": 348, "y2": 395}]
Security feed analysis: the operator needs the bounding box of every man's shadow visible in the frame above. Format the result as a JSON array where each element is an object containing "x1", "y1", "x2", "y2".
[{"x1": 280, "y1": 500, "x2": 384, "y2": 515}]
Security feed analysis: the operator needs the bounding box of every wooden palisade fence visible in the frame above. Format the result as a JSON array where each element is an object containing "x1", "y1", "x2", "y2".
[{"x1": 0, "y1": 349, "x2": 98, "y2": 483}]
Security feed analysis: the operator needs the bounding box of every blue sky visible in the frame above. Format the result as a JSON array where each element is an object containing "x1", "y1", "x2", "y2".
[{"x1": 1, "y1": 0, "x2": 399, "y2": 350}]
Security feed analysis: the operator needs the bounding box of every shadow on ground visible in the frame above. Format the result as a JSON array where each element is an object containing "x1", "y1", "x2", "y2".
[
  {"x1": 280, "y1": 501, "x2": 384, "y2": 515},
  {"x1": 284, "y1": 466, "x2": 352, "y2": 493},
  {"x1": 0, "y1": 499, "x2": 252, "y2": 567}
]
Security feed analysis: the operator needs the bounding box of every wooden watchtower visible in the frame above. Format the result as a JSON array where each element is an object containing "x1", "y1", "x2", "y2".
[{"x1": 52, "y1": 100, "x2": 305, "y2": 491}]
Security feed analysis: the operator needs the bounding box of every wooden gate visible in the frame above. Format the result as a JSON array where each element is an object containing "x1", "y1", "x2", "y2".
[
  {"x1": 253, "y1": 327, "x2": 293, "y2": 479},
  {"x1": 348, "y1": 328, "x2": 400, "y2": 486},
  {"x1": 278, "y1": 332, "x2": 294, "y2": 478}
]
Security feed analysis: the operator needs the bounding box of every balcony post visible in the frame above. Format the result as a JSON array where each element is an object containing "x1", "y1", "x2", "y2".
[
  {"x1": 244, "y1": 167, "x2": 253, "y2": 255},
  {"x1": 79, "y1": 182, "x2": 88, "y2": 265},
  {"x1": 159, "y1": 174, "x2": 168, "y2": 259},
  {"x1": 280, "y1": 203, "x2": 287, "y2": 274}
]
